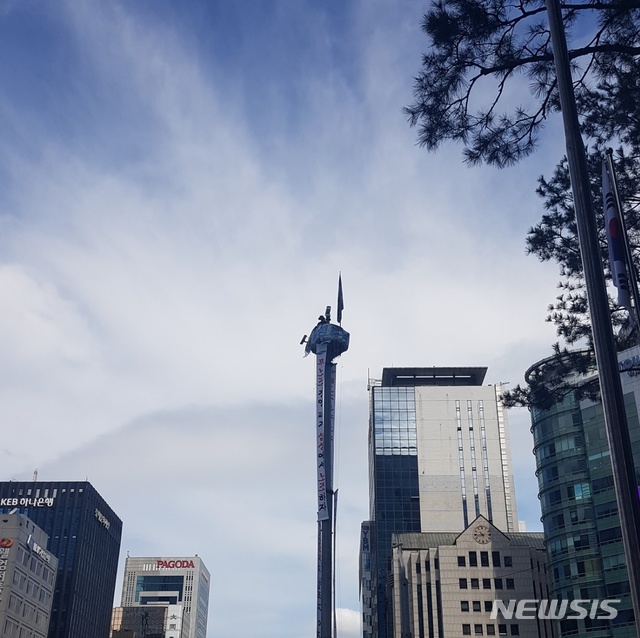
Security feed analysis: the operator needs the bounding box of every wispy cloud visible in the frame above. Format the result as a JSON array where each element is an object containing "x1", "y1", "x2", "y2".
[{"x1": 0, "y1": 0, "x2": 564, "y2": 635}]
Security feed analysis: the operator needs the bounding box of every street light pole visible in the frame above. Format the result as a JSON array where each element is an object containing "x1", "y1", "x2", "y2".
[{"x1": 545, "y1": 0, "x2": 640, "y2": 627}]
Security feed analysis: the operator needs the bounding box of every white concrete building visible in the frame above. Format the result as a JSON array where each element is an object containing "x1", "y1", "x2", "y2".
[{"x1": 119, "y1": 556, "x2": 210, "y2": 638}]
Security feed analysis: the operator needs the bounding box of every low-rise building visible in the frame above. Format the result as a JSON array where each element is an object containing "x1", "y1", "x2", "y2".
[
  {"x1": 0, "y1": 513, "x2": 58, "y2": 638},
  {"x1": 389, "y1": 516, "x2": 554, "y2": 638}
]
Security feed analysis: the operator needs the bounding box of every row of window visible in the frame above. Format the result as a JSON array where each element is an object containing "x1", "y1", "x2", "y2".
[
  {"x1": 13, "y1": 487, "x2": 83, "y2": 498},
  {"x1": 6, "y1": 596, "x2": 47, "y2": 626},
  {"x1": 460, "y1": 578, "x2": 515, "y2": 590},
  {"x1": 16, "y1": 547, "x2": 51, "y2": 581},
  {"x1": 416, "y1": 554, "x2": 515, "y2": 574},
  {"x1": 462, "y1": 623, "x2": 519, "y2": 636},
  {"x1": 535, "y1": 434, "x2": 583, "y2": 462},
  {"x1": 11, "y1": 569, "x2": 54, "y2": 597},
  {"x1": 552, "y1": 558, "x2": 600, "y2": 581},
  {"x1": 533, "y1": 411, "x2": 582, "y2": 441},
  {"x1": 544, "y1": 483, "x2": 591, "y2": 509},
  {"x1": 7, "y1": 593, "x2": 51, "y2": 621},
  {"x1": 548, "y1": 534, "x2": 591, "y2": 556},
  {"x1": 546, "y1": 508, "x2": 589, "y2": 530},
  {"x1": 461, "y1": 600, "x2": 494, "y2": 612},
  {"x1": 458, "y1": 552, "x2": 513, "y2": 568},
  {"x1": 2, "y1": 618, "x2": 46, "y2": 638}
]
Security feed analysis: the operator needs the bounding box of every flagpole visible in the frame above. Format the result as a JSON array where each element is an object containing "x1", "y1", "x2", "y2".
[{"x1": 604, "y1": 149, "x2": 640, "y2": 332}]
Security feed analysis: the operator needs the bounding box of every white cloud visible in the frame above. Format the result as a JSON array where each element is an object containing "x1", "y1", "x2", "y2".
[
  {"x1": 0, "y1": 0, "x2": 568, "y2": 636},
  {"x1": 337, "y1": 608, "x2": 362, "y2": 638}
]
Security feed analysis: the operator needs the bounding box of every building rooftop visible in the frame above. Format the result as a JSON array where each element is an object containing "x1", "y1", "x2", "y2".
[
  {"x1": 392, "y1": 531, "x2": 546, "y2": 551},
  {"x1": 381, "y1": 367, "x2": 488, "y2": 387}
]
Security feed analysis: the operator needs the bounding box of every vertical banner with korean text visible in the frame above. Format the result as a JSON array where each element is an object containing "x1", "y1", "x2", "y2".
[{"x1": 316, "y1": 343, "x2": 329, "y2": 522}]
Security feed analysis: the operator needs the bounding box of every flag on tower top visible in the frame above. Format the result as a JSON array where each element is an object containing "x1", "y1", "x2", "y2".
[
  {"x1": 602, "y1": 160, "x2": 632, "y2": 309},
  {"x1": 337, "y1": 274, "x2": 344, "y2": 324}
]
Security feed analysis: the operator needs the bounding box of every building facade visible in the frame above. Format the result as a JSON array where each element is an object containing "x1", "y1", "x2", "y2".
[
  {"x1": 389, "y1": 517, "x2": 553, "y2": 638},
  {"x1": 0, "y1": 481, "x2": 123, "y2": 638},
  {"x1": 364, "y1": 367, "x2": 519, "y2": 638},
  {"x1": 360, "y1": 522, "x2": 373, "y2": 638},
  {"x1": 111, "y1": 604, "x2": 189, "y2": 638},
  {"x1": 119, "y1": 556, "x2": 210, "y2": 638},
  {"x1": 0, "y1": 513, "x2": 58, "y2": 638},
  {"x1": 528, "y1": 346, "x2": 640, "y2": 638}
]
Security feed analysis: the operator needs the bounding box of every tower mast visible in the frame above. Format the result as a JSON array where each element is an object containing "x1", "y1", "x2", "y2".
[{"x1": 302, "y1": 278, "x2": 349, "y2": 638}]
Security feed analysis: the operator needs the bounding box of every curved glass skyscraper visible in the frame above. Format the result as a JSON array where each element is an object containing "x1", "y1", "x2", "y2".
[{"x1": 529, "y1": 347, "x2": 640, "y2": 638}]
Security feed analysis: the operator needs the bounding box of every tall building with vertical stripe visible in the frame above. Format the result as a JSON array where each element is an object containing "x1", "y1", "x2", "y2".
[{"x1": 361, "y1": 367, "x2": 518, "y2": 638}]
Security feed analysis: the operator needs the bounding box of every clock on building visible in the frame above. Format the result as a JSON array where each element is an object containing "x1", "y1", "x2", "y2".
[{"x1": 473, "y1": 525, "x2": 492, "y2": 544}]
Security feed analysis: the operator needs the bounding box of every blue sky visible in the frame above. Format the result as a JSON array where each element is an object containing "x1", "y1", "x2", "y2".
[{"x1": 0, "y1": 1, "x2": 573, "y2": 637}]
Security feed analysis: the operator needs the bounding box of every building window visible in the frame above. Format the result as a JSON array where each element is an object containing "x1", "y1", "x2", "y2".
[
  {"x1": 461, "y1": 601, "x2": 470, "y2": 612},
  {"x1": 560, "y1": 620, "x2": 579, "y2": 634},
  {"x1": 8, "y1": 595, "x2": 21, "y2": 613},
  {"x1": 567, "y1": 483, "x2": 590, "y2": 500},
  {"x1": 498, "y1": 625, "x2": 507, "y2": 636},
  {"x1": 475, "y1": 624, "x2": 484, "y2": 635},
  {"x1": 483, "y1": 578, "x2": 492, "y2": 589},
  {"x1": 4, "y1": 618, "x2": 19, "y2": 637},
  {"x1": 473, "y1": 601, "x2": 481, "y2": 612},
  {"x1": 506, "y1": 579, "x2": 515, "y2": 590},
  {"x1": 492, "y1": 551, "x2": 501, "y2": 567},
  {"x1": 494, "y1": 578, "x2": 503, "y2": 590},
  {"x1": 463, "y1": 625, "x2": 472, "y2": 636},
  {"x1": 510, "y1": 625, "x2": 520, "y2": 636},
  {"x1": 574, "y1": 533, "x2": 591, "y2": 550},
  {"x1": 548, "y1": 489, "x2": 562, "y2": 506},
  {"x1": 503, "y1": 556, "x2": 512, "y2": 567},
  {"x1": 460, "y1": 579, "x2": 468, "y2": 589},
  {"x1": 469, "y1": 552, "x2": 478, "y2": 567},
  {"x1": 484, "y1": 601, "x2": 493, "y2": 613},
  {"x1": 458, "y1": 556, "x2": 466, "y2": 567},
  {"x1": 481, "y1": 552, "x2": 489, "y2": 567},
  {"x1": 487, "y1": 625, "x2": 496, "y2": 636},
  {"x1": 471, "y1": 579, "x2": 479, "y2": 589}
]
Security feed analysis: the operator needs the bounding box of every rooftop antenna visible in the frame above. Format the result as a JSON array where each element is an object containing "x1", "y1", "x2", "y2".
[{"x1": 301, "y1": 274, "x2": 349, "y2": 638}]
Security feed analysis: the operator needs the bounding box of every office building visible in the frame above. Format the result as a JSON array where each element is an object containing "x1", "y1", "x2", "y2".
[
  {"x1": 119, "y1": 555, "x2": 210, "y2": 638},
  {"x1": 389, "y1": 517, "x2": 552, "y2": 638},
  {"x1": 0, "y1": 481, "x2": 123, "y2": 638},
  {"x1": 528, "y1": 345, "x2": 640, "y2": 638},
  {"x1": 363, "y1": 367, "x2": 519, "y2": 638},
  {"x1": 0, "y1": 513, "x2": 58, "y2": 638}
]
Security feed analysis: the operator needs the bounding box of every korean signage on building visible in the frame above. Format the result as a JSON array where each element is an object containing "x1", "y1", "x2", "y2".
[
  {"x1": 0, "y1": 539, "x2": 12, "y2": 597},
  {"x1": 95, "y1": 508, "x2": 111, "y2": 529},
  {"x1": 0, "y1": 497, "x2": 55, "y2": 507}
]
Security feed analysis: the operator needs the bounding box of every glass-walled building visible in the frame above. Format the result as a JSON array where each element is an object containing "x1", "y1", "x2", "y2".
[
  {"x1": 363, "y1": 367, "x2": 518, "y2": 638},
  {"x1": 528, "y1": 347, "x2": 640, "y2": 638}
]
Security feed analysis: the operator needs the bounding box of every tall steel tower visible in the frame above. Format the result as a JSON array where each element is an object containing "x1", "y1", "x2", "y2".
[{"x1": 302, "y1": 277, "x2": 349, "y2": 638}]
